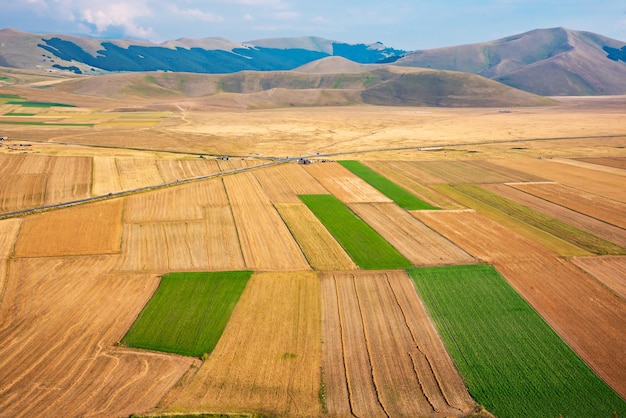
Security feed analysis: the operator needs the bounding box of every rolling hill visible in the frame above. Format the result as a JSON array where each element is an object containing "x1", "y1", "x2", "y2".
[{"x1": 394, "y1": 28, "x2": 626, "y2": 95}]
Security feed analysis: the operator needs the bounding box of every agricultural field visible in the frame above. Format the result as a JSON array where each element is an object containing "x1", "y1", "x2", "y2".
[
  {"x1": 409, "y1": 264, "x2": 626, "y2": 418},
  {"x1": 299, "y1": 194, "x2": 412, "y2": 269},
  {"x1": 0, "y1": 95, "x2": 625, "y2": 417},
  {"x1": 122, "y1": 271, "x2": 252, "y2": 357}
]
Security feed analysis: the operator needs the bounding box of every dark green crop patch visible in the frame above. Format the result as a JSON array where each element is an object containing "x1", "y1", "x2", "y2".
[
  {"x1": 299, "y1": 194, "x2": 411, "y2": 269},
  {"x1": 338, "y1": 160, "x2": 438, "y2": 210},
  {"x1": 122, "y1": 270, "x2": 253, "y2": 358},
  {"x1": 408, "y1": 264, "x2": 626, "y2": 418}
]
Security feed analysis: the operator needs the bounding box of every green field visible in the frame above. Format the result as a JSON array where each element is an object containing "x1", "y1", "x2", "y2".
[
  {"x1": 299, "y1": 194, "x2": 412, "y2": 269},
  {"x1": 408, "y1": 264, "x2": 626, "y2": 418},
  {"x1": 122, "y1": 270, "x2": 252, "y2": 358},
  {"x1": 452, "y1": 184, "x2": 625, "y2": 255},
  {"x1": 338, "y1": 160, "x2": 439, "y2": 210},
  {"x1": 0, "y1": 120, "x2": 94, "y2": 126},
  {"x1": 6, "y1": 100, "x2": 76, "y2": 108}
]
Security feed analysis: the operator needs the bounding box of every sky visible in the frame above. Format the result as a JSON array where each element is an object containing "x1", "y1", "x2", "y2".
[{"x1": 1, "y1": 0, "x2": 625, "y2": 51}]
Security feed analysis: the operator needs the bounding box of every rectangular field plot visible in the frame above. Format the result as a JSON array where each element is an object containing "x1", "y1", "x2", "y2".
[
  {"x1": 224, "y1": 173, "x2": 310, "y2": 271},
  {"x1": 339, "y1": 160, "x2": 438, "y2": 209},
  {"x1": 414, "y1": 210, "x2": 626, "y2": 398},
  {"x1": 300, "y1": 194, "x2": 412, "y2": 270},
  {"x1": 254, "y1": 163, "x2": 327, "y2": 204},
  {"x1": 122, "y1": 270, "x2": 252, "y2": 358},
  {"x1": 321, "y1": 270, "x2": 475, "y2": 417},
  {"x1": 14, "y1": 199, "x2": 123, "y2": 257},
  {"x1": 0, "y1": 218, "x2": 20, "y2": 293},
  {"x1": 452, "y1": 184, "x2": 625, "y2": 255},
  {"x1": 275, "y1": 203, "x2": 357, "y2": 271},
  {"x1": 170, "y1": 272, "x2": 322, "y2": 417},
  {"x1": 571, "y1": 255, "x2": 626, "y2": 299},
  {"x1": 413, "y1": 160, "x2": 514, "y2": 184},
  {"x1": 156, "y1": 158, "x2": 220, "y2": 183},
  {"x1": 511, "y1": 182, "x2": 626, "y2": 229},
  {"x1": 348, "y1": 202, "x2": 475, "y2": 266},
  {"x1": 409, "y1": 265, "x2": 626, "y2": 418}
]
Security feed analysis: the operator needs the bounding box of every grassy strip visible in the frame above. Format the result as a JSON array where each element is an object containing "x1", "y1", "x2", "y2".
[
  {"x1": 6, "y1": 100, "x2": 76, "y2": 107},
  {"x1": 408, "y1": 264, "x2": 626, "y2": 418},
  {"x1": 0, "y1": 93, "x2": 21, "y2": 98},
  {"x1": 122, "y1": 271, "x2": 252, "y2": 358},
  {"x1": 453, "y1": 184, "x2": 625, "y2": 255},
  {"x1": 299, "y1": 194, "x2": 412, "y2": 269},
  {"x1": 338, "y1": 160, "x2": 438, "y2": 209},
  {"x1": 0, "y1": 121, "x2": 94, "y2": 126},
  {"x1": 3, "y1": 113, "x2": 36, "y2": 116}
]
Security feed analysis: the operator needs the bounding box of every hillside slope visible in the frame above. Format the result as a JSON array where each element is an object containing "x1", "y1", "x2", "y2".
[
  {"x1": 39, "y1": 65, "x2": 552, "y2": 109},
  {"x1": 395, "y1": 28, "x2": 626, "y2": 95}
]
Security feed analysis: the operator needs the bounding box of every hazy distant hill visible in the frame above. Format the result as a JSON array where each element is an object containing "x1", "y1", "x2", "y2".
[
  {"x1": 37, "y1": 64, "x2": 552, "y2": 110},
  {"x1": 0, "y1": 29, "x2": 403, "y2": 75},
  {"x1": 394, "y1": 28, "x2": 626, "y2": 95}
]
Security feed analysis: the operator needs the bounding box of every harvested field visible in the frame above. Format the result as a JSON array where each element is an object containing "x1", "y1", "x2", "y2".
[
  {"x1": 464, "y1": 159, "x2": 547, "y2": 182},
  {"x1": 348, "y1": 202, "x2": 475, "y2": 265},
  {"x1": 0, "y1": 255, "x2": 194, "y2": 418},
  {"x1": 43, "y1": 155, "x2": 92, "y2": 205},
  {"x1": 571, "y1": 256, "x2": 626, "y2": 299},
  {"x1": 0, "y1": 218, "x2": 20, "y2": 296},
  {"x1": 92, "y1": 156, "x2": 123, "y2": 195},
  {"x1": 492, "y1": 158, "x2": 626, "y2": 202},
  {"x1": 0, "y1": 174, "x2": 47, "y2": 213},
  {"x1": 156, "y1": 158, "x2": 220, "y2": 183},
  {"x1": 168, "y1": 272, "x2": 321, "y2": 417},
  {"x1": 116, "y1": 158, "x2": 164, "y2": 190},
  {"x1": 254, "y1": 163, "x2": 327, "y2": 204},
  {"x1": 484, "y1": 183, "x2": 626, "y2": 248},
  {"x1": 14, "y1": 199, "x2": 123, "y2": 257},
  {"x1": 224, "y1": 173, "x2": 310, "y2": 271},
  {"x1": 409, "y1": 264, "x2": 626, "y2": 418},
  {"x1": 549, "y1": 157, "x2": 626, "y2": 176},
  {"x1": 447, "y1": 184, "x2": 624, "y2": 255},
  {"x1": 363, "y1": 161, "x2": 463, "y2": 209},
  {"x1": 510, "y1": 182, "x2": 626, "y2": 229},
  {"x1": 413, "y1": 160, "x2": 514, "y2": 184},
  {"x1": 275, "y1": 203, "x2": 357, "y2": 271},
  {"x1": 303, "y1": 162, "x2": 392, "y2": 203},
  {"x1": 217, "y1": 158, "x2": 263, "y2": 172},
  {"x1": 414, "y1": 210, "x2": 626, "y2": 398},
  {"x1": 575, "y1": 157, "x2": 626, "y2": 170},
  {"x1": 321, "y1": 270, "x2": 476, "y2": 417}
]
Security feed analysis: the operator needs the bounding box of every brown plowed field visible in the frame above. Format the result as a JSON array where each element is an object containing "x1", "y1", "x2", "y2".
[
  {"x1": 571, "y1": 256, "x2": 626, "y2": 300},
  {"x1": 254, "y1": 164, "x2": 327, "y2": 204},
  {"x1": 321, "y1": 270, "x2": 475, "y2": 417},
  {"x1": 575, "y1": 157, "x2": 626, "y2": 170},
  {"x1": 303, "y1": 162, "x2": 392, "y2": 203},
  {"x1": 550, "y1": 157, "x2": 626, "y2": 176},
  {"x1": 275, "y1": 203, "x2": 357, "y2": 271},
  {"x1": 363, "y1": 161, "x2": 463, "y2": 209},
  {"x1": 483, "y1": 183, "x2": 626, "y2": 247},
  {"x1": 0, "y1": 256, "x2": 194, "y2": 418},
  {"x1": 168, "y1": 272, "x2": 321, "y2": 417},
  {"x1": 0, "y1": 219, "x2": 20, "y2": 296},
  {"x1": 14, "y1": 199, "x2": 123, "y2": 257},
  {"x1": 510, "y1": 182, "x2": 626, "y2": 229},
  {"x1": 223, "y1": 173, "x2": 310, "y2": 270},
  {"x1": 348, "y1": 202, "x2": 475, "y2": 265},
  {"x1": 0, "y1": 174, "x2": 47, "y2": 212},
  {"x1": 492, "y1": 158, "x2": 626, "y2": 202},
  {"x1": 156, "y1": 158, "x2": 220, "y2": 183},
  {"x1": 414, "y1": 210, "x2": 626, "y2": 398},
  {"x1": 465, "y1": 159, "x2": 547, "y2": 182}
]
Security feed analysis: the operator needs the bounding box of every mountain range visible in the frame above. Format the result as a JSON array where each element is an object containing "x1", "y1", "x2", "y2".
[{"x1": 0, "y1": 27, "x2": 625, "y2": 104}]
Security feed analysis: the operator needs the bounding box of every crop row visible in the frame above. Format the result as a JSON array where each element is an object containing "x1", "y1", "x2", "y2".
[
  {"x1": 409, "y1": 264, "x2": 626, "y2": 418},
  {"x1": 299, "y1": 194, "x2": 412, "y2": 269}
]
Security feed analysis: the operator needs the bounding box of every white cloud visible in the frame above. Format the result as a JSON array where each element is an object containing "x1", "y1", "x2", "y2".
[
  {"x1": 80, "y1": 2, "x2": 154, "y2": 38},
  {"x1": 243, "y1": 13, "x2": 255, "y2": 21},
  {"x1": 170, "y1": 6, "x2": 224, "y2": 22}
]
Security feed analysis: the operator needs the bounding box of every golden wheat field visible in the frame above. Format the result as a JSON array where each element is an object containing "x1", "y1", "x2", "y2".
[{"x1": 0, "y1": 93, "x2": 625, "y2": 417}]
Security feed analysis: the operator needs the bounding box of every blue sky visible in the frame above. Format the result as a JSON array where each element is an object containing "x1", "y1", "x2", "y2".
[{"x1": 1, "y1": 0, "x2": 625, "y2": 50}]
